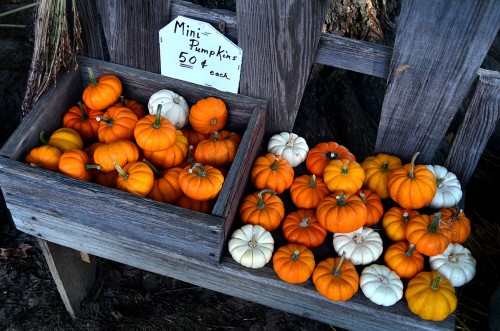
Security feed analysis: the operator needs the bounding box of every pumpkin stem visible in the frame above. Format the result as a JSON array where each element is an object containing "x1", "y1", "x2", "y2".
[
  {"x1": 77, "y1": 101, "x2": 88, "y2": 120},
  {"x1": 185, "y1": 145, "x2": 195, "y2": 163},
  {"x1": 381, "y1": 161, "x2": 389, "y2": 171},
  {"x1": 173, "y1": 95, "x2": 184, "y2": 105},
  {"x1": 436, "y1": 177, "x2": 445, "y2": 189},
  {"x1": 142, "y1": 158, "x2": 161, "y2": 177},
  {"x1": 402, "y1": 211, "x2": 410, "y2": 223},
  {"x1": 114, "y1": 162, "x2": 129, "y2": 180},
  {"x1": 431, "y1": 276, "x2": 442, "y2": 291},
  {"x1": 189, "y1": 162, "x2": 206, "y2": 177},
  {"x1": 359, "y1": 191, "x2": 367, "y2": 204},
  {"x1": 428, "y1": 212, "x2": 442, "y2": 233},
  {"x1": 257, "y1": 189, "x2": 277, "y2": 209},
  {"x1": 212, "y1": 131, "x2": 219, "y2": 142},
  {"x1": 309, "y1": 174, "x2": 317, "y2": 188},
  {"x1": 153, "y1": 104, "x2": 163, "y2": 129},
  {"x1": 249, "y1": 234, "x2": 258, "y2": 248},
  {"x1": 96, "y1": 116, "x2": 114, "y2": 126},
  {"x1": 326, "y1": 151, "x2": 338, "y2": 160},
  {"x1": 291, "y1": 250, "x2": 300, "y2": 261},
  {"x1": 333, "y1": 251, "x2": 347, "y2": 277},
  {"x1": 300, "y1": 217, "x2": 311, "y2": 228},
  {"x1": 341, "y1": 165, "x2": 349, "y2": 175},
  {"x1": 336, "y1": 195, "x2": 347, "y2": 206},
  {"x1": 270, "y1": 157, "x2": 280, "y2": 170},
  {"x1": 406, "y1": 243, "x2": 416, "y2": 257},
  {"x1": 408, "y1": 152, "x2": 420, "y2": 179},
  {"x1": 210, "y1": 118, "x2": 217, "y2": 125},
  {"x1": 451, "y1": 207, "x2": 462, "y2": 220},
  {"x1": 119, "y1": 95, "x2": 127, "y2": 106},
  {"x1": 29, "y1": 163, "x2": 44, "y2": 168},
  {"x1": 88, "y1": 67, "x2": 98, "y2": 86},
  {"x1": 39, "y1": 131, "x2": 48, "y2": 145},
  {"x1": 85, "y1": 164, "x2": 101, "y2": 170}
]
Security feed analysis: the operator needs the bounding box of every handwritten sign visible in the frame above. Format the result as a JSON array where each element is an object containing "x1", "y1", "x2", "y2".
[{"x1": 159, "y1": 16, "x2": 242, "y2": 93}]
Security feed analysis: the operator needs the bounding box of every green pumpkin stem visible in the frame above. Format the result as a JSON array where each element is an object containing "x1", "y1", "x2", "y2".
[
  {"x1": 359, "y1": 191, "x2": 367, "y2": 204},
  {"x1": 408, "y1": 152, "x2": 420, "y2": 179},
  {"x1": 333, "y1": 251, "x2": 347, "y2": 277},
  {"x1": 402, "y1": 212, "x2": 410, "y2": 222},
  {"x1": 77, "y1": 101, "x2": 88, "y2": 120},
  {"x1": 257, "y1": 189, "x2": 277, "y2": 209},
  {"x1": 142, "y1": 158, "x2": 160, "y2": 177},
  {"x1": 270, "y1": 157, "x2": 280, "y2": 170},
  {"x1": 341, "y1": 165, "x2": 349, "y2": 175},
  {"x1": 309, "y1": 174, "x2": 317, "y2": 188},
  {"x1": 88, "y1": 67, "x2": 98, "y2": 86},
  {"x1": 326, "y1": 151, "x2": 338, "y2": 160},
  {"x1": 212, "y1": 131, "x2": 219, "y2": 141},
  {"x1": 39, "y1": 131, "x2": 48, "y2": 145},
  {"x1": 428, "y1": 212, "x2": 441, "y2": 232},
  {"x1": 85, "y1": 164, "x2": 101, "y2": 170},
  {"x1": 153, "y1": 104, "x2": 163, "y2": 129},
  {"x1": 96, "y1": 116, "x2": 114, "y2": 126},
  {"x1": 381, "y1": 161, "x2": 389, "y2": 171},
  {"x1": 431, "y1": 276, "x2": 442, "y2": 291},
  {"x1": 189, "y1": 162, "x2": 207, "y2": 177},
  {"x1": 291, "y1": 250, "x2": 300, "y2": 261},
  {"x1": 336, "y1": 195, "x2": 347, "y2": 206},
  {"x1": 300, "y1": 217, "x2": 311, "y2": 228},
  {"x1": 119, "y1": 95, "x2": 126, "y2": 106},
  {"x1": 406, "y1": 243, "x2": 416, "y2": 257},
  {"x1": 114, "y1": 162, "x2": 129, "y2": 180}
]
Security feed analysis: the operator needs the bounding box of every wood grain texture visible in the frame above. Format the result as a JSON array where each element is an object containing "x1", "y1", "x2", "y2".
[
  {"x1": 375, "y1": 0, "x2": 500, "y2": 163},
  {"x1": 38, "y1": 239, "x2": 96, "y2": 318},
  {"x1": 445, "y1": 69, "x2": 500, "y2": 186},
  {"x1": 98, "y1": 0, "x2": 171, "y2": 73},
  {"x1": 76, "y1": 0, "x2": 108, "y2": 60},
  {"x1": 237, "y1": 0, "x2": 329, "y2": 134}
]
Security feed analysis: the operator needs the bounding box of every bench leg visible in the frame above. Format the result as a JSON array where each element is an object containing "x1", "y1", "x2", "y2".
[{"x1": 38, "y1": 239, "x2": 96, "y2": 317}]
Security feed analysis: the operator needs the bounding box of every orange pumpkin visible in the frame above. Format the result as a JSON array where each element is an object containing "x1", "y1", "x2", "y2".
[
  {"x1": 145, "y1": 163, "x2": 183, "y2": 204},
  {"x1": 82, "y1": 67, "x2": 122, "y2": 110},
  {"x1": 382, "y1": 206, "x2": 420, "y2": 242},
  {"x1": 405, "y1": 212, "x2": 449, "y2": 256},
  {"x1": 357, "y1": 188, "x2": 383, "y2": 227},
  {"x1": 273, "y1": 244, "x2": 316, "y2": 284},
  {"x1": 384, "y1": 241, "x2": 424, "y2": 279},
  {"x1": 289, "y1": 174, "x2": 330, "y2": 209},
  {"x1": 45, "y1": 128, "x2": 84, "y2": 152},
  {"x1": 195, "y1": 131, "x2": 238, "y2": 168},
  {"x1": 93, "y1": 140, "x2": 140, "y2": 172},
  {"x1": 58, "y1": 149, "x2": 99, "y2": 181},
  {"x1": 142, "y1": 130, "x2": 189, "y2": 169},
  {"x1": 24, "y1": 145, "x2": 62, "y2": 172},
  {"x1": 316, "y1": 193, "x2": 367, "y2": 233},
  {"x1": 115, "y1": 161, "x2": 154, "y2": 197},
  {"x1": 178, "y1": 163, "x2": 224, "y2": 201},
  {"x1": 323, "y1": 159, "x2": 365, "y2": 194},
  {"x1": 438, "y1": 207, "x2": 471, "y2": 244},
  {"x1": 96, "y1": 106, "x2": 139, "y2": 143},
  {"x1": 188, "y1": 97, "x2": 228, "y2": 134},
  {"x1": 95, "y1": 170, "x2": 118, "y2": 188},
  {"x1": 250, "y1": 153, "x2": 294, "y2": 194},
  {"x1": 113, "y1": 96, "x2": 147, "y2": 118},
  {"x1": 239, "y1": 189, "x2": 285, "y2": 232},
  {"x1": 134, "y1": 104, "x2": 178, "y2": 152},
  {"x1": 281, "y1": 209, "x2": 327, "y2": 248},
  {"x1": 387, "y1": 152, "x2": 436, "y2": 209},
  {"x1": 312, "y1": 252, "x2": 359, "y2": 301},
  {"x1": 62, "y1": 101, "x2": 103, "y2": 142},
  {"x1": 361, "y1": 153, "x2": 403, "y2": 199},
  {"x1": 305, "y1": 141, "x2": 356, "y2": 176},
  {"x1": 176, "y1": 195, "x2": 215, "y2": 213},
  {"x1": 181, "y1": 126, "x2": 210, "y2": 147},
  {"x1": 218, "y1": 129, "x2": 242, "y2": 146}
]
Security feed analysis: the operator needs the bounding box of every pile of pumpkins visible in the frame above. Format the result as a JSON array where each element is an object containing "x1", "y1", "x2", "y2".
[
  {"x1": 23, "y1": 68, "x2": 242, "y2": 213},
  {"x1": 228, "y1": 132, "x2": 475, "y2": 322}
]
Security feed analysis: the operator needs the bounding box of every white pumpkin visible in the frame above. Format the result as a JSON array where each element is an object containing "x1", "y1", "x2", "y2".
[
  {"x1": 148, "y1": 89, "x2": 189, "y2": 129},
  {"x1": 332, "y1": 226, "x2": 383, "y2": 265},
  {"x1": 429, "y1": 243, "x2": 476, "y2": 287},
  {"x1": 360, "y1": 264, "x2": 404, "y2": 306},
  {"x1": 267, "y1": 132, "x2": 309, "y2": 167},
  {"x1": 425, "y1": 164, "x2": 462, "y2": 209},
  {"x1": 228, "y1": 224, "x2": 274, "y2": 269}
]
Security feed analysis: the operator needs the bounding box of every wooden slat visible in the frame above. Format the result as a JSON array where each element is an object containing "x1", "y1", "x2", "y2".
[
  {"x1": 445, "y1": 69, "x2": 500, "y2": 186},
  {"x1": 38, "y1": 239, "x2": 96, "y2": 318},
  {"x1": 374, "y1": 0, "x2": 500, "y2": 163},
  {"x1": 237, "y1": 0, "x2": 329, "y2": 135},
  {"x1": 0, "y1": 202, "x2": 455, "y2": 331},
  {"x1": 76, "y1": 0, "x2": 108, "y2": 60},
  {"x1": 98, "y1": 0, "x2": 171, "y2": 72}
]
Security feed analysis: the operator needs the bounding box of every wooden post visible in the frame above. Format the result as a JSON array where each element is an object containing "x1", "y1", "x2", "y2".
[
  {"x1": 445, "y1": 69, "x2": 500, "y2": 187},
  {"x1": 375, "y1": 0, "x2": 500, "y2": 163},
  {"x1": 236, "y1": 0, "x2": 329, "y2": 135}
]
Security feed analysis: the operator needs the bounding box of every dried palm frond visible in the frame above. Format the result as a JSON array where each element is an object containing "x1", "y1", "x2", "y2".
[{"x1": 21, "y1": 0, "x2": 82, "y2": 118}]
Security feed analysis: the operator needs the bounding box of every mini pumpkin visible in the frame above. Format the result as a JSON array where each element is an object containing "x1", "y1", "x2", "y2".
[
  {"x1": 250, "y1": 153, "x2": 294, "y2": 194},
  {"x1": 306, "y1": 141, "x2": 356, "y2": 176},
  {"x1": 332, "y1": 226, "x2": 383, "y2": 265},
  {"x1": 289, "y1": 174, "x2": 329, "y2": 209},
  {"x1": 93, "y1": 139, "x2": 140, "y2": 172},
  {"x1": 113, "y1": 96, "x2": 147, "y2": 118},
  {"x1": 181, "y1": 126, "x2": 210, "y2": 147},
  {"x1": 24, "y1": 145, "x2": 62, "y2": 172},
  {"x1": 384, "y1": 241, "x2": 425, "y2": 280},
  {"x1": 361, "y1": 153, "x2": 403, "y2": 199},
  {"x1": 438, "y1": 207, "x2": 471, "y2": 244},
  {"x1": 176, "y1": 195, "x2": 215, "y2": 214},
  {"x1": 360, "y1": 264, "x2": 403, "y2": 306},
  {"x1": 239, "y1": 189, "x2": 285, "y2": 232},
  {"x1": 357, "y1": 188, "x2": 383, "y2": 227},
  {"x1": 62, "y1": 101, "x2": 103, "y2": 142},
  {"x1": 58, "y1": 149, "x2": 100, "y2": 181},
  {"x1": 96, "y1": 106, "x2": 139, "y2": 143},
  {"x1": 228, "y1": 224, "x2": 274, "y2": 269},
  {"x1": 82, "y1": 67, "x2": 122, "y2": 110},
  {"x1": 405, "y1": 271, "x2": 457, "y2": 321},
  {"x1": 134, "y1": 104, "x2": 178, "y2": 152},
  {"x1": 148, "y1": 89, "x2": 189, "y2": 129},
  {"x1": 188, "y1": 96, "x2": 228, "y2": 134},
  {"x1": 144, "y1": 161, "x2": 183, "y2": 204},
  {"x1": 273, "y1": 243, "x2": 315, "y2": 284},
  {"x1": 281, "y1": 209, "x2": 327, "y2": 248},
  {"x1": 316, "y1": 193, "x2": 367, "y2": 233},
  {"x1": 45, "y1": 128, "x2": 84, "y2": 152},
  {"x1": 178, "y1": 162, "x2": 224, "y2": 201},
  {"x1": 142, "y1": 130, "x2": 189, "y2": 169},
  {"x1": 405, "y1": 212, "x2": 449, "y2": 256},
  {"x1": 323, "y1": 159, "x2": 365, "y2": 194},
  {"x1": 425, "y1": 164, "x2": 463, "y2": 209},
  {"x1": 381, "y1": 206, "x2": 420, "y2": 242},
  {"x1": 267, "y1": 132, "x2": 309, "y2": 167},
  {"x1": 429, "y1": 243, "x2": 476, "y2": 287},
  {"x1": 312, "y1": 252, "x2": 359, "y2": 301},
  {"x1": 114, "y1": 161, "x2": 154, "y2": 197},
  {"x1": 195, "y1": 131, "x2": 239, "y2": 168}
]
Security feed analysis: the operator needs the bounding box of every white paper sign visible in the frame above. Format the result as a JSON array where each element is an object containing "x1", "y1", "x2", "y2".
[{"x1": 159, "y1": 16, "x2": 242, "y2": 93}]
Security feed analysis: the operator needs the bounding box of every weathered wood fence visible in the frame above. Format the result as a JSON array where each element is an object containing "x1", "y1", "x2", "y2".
[{"x1": 3, "y1": 0, "x2": 500, "y2": 330}]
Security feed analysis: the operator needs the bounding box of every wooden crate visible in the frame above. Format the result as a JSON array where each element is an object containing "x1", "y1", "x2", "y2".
[{"x1": 0, "y1": 56, "x2": 267, "y2": 264}]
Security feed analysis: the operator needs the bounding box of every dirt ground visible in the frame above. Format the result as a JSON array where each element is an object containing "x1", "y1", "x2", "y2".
[{"x1": 1, "y1": 1, "x2": 500, "y2": 331}]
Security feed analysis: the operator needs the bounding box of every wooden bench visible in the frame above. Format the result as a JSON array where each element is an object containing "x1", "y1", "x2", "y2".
[{"x1": 1, "y1": 1, "x2": 499, "y2": 330}]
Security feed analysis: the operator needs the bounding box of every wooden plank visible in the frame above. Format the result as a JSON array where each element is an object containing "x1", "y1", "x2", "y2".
[
  {"x1": 98, "y1": 0, "x2": 171, "y2": 73},
  {"x1": 38, "y1": 239, "x2": 96, "y2": 318},
  {"x1": 445, "y1": 69, "x2": 500, "y2": 186},
  {"x1": 375, "y1": 0, "x2": 500, "y2": 163},
  {"x1": 1, "y1": 198, "x2": 455, "y2": 331},
  {"x1": 76, "y1": 0, "x2": 108, "y2": 60},
  {"x1": 237, "y1": 0, "x2": 329, "y2": 134}
]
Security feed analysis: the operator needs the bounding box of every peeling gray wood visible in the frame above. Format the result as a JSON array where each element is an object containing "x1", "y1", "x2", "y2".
[
  {"x1": 445, "y1": 69, "x2": 500, "y2": 186},
  {"x1": 375, "y1": 0, "x2": 500, "y2": 163},
  {"x1": 76, "y1": 0, "x2": 108, "y2": 60}
]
